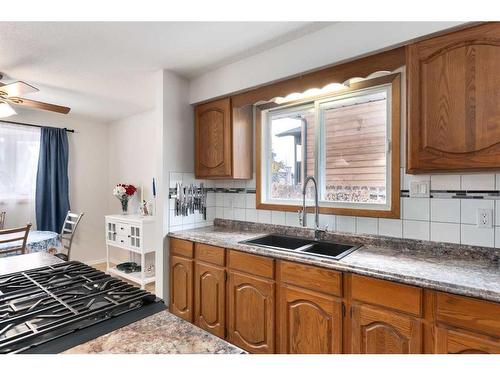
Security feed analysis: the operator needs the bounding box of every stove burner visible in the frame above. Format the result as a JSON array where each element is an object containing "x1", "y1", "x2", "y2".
[{"x1": 0, "y1": 261, "x2": 165, "y2": 354}]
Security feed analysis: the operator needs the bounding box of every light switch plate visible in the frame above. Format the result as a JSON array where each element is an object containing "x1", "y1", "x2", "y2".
[
  {"x1": 477, "y1": 208, "x2": 493, "y2": 228},
  {"x1": 409, "y1": 180, "x2": 430, "y2": 198}
]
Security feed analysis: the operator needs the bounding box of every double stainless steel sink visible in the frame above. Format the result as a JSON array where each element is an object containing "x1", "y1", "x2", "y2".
[{"x1": 240, "y1": 234, "x2": 361, "y2": 260}]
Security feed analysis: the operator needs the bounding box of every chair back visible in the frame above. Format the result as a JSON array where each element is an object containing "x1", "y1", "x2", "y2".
[
  {"x1": 0, "y1": 212, "x2": 5, "y2": 230},
  {"x1": 0, "y1": 224, "x2": 32, "y2": 256},
  {"x1": 59, "y1": 211, "x2": 84, "y2": 260}
]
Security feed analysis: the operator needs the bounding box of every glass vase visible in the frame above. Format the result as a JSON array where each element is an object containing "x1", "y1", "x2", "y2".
[{"x1": 121, "y1": 197, "x2": 129, "y2": 215}]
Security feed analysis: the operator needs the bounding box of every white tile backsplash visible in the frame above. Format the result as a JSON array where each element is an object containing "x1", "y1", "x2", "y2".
[
  {"x1": 257, "y1": 209, "x2": 272, "y2": 224},
  {"x1": 460, "y1": 199, "x2": 494, "y2": 225},
  {"x1": 233, "y1": 193, "x2": 246, "y2": 208},
  {"x1": 402, "y1": 197, "x2": 430, "y2": 221},
  {"x1": 356, "y1": 217, "x2": 378, "y2": 235},
  {"x1": 245, "y1": 193, "x2": 256, "y2": 209},
  {"x1": 430, "y1": 174, "x2": 461, "y2": 190},
  {"x1": 271, "y1": 211, "x2": 286, "y2": 225},
  {"x1": 430, "y1": 199, "x2": 460, "y2": 223},
  {"x1": 430, "y1": 222, "x2": 460, "y2": 244},
  {"x1": 234, "y1": 208, "x2": 246, "y2": 221},
  {"x1": 461, "y1": 225, "x2": 495, "y2": 247},
  {"x1": 379, "y1": 219, "x2": 403, "y2": 238},
  {"x1": 171, "y1": 163, "x2": 500, "y2": 248},
  {"x1": 337, "y1": 216, "x2": 356, "y2": 233},
  {"x1": 403, "y1": 220, "x2": 429, "y2": 240},
  {"x1": 461, "y1": 174, "x2": 495, "y2": 190}
]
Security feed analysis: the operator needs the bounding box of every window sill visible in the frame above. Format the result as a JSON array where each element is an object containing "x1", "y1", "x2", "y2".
[{"x1": 256, "y1": 202, "x2": 400, "y2": 219}]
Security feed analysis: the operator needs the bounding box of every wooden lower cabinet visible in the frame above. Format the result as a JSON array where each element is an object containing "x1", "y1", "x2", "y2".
[
  {"x1": 227, "y1": 270, "x2": 275, "y2": 353},
  {"x1": 435, "y1": 326, "x2": 500, "y2": 354},
  {"x1": 351, "y1": 304, "x2": 422, "y2": 354},
  {"x1": 279, "y1": 284, "x2": 342, "y2": 354},
  {"x1": 169, "y1": 255, "x2": 193, "y2": 322},
  {"x1": 194, "y1": 261, "x2": 225, "y2": 338}
]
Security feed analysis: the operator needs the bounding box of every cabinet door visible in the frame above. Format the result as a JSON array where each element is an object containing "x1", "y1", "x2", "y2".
[
  {"x1": 195, "y1": 97, "x2": 232, "y2": 178},
  {"x1": 194, "y1": 262, "x2": 225, "y2": 338},
  {"x1": 169, "y1": 255, "x2": 193, "y2": 322},
  {"x1": 279, "y1": 284, "x2": 342, "y2": 354},
  {"x1": 407, "y1": 23, "x2": 500, "y2": 172},
  {"x1": 106, "y1": 221, "x2": 117, "y2": 244},
  {"x1": 227, "y1": 270, "x2": 275, "y2": 353},
  {"x1": 351, "y1": 304, "x2": 422, "y2": 354},
  {"x1": 128, "y1": 225, "x2": 141, "y2": 249},
  {"x1": 436, "y1": 327, "x2": 500, "y2": 354}
]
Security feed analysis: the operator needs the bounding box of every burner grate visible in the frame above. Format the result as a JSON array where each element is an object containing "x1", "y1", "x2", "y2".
[{"x1": 0, "y1": 261, "x2": 164, "y2": 354}]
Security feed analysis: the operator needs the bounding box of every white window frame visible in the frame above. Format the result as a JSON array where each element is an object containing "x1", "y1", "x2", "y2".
[{"x1": 260, "y1": 82, "x2": 393, "y2": 212}]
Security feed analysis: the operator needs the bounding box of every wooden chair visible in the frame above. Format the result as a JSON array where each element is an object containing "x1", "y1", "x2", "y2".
[
  {"x1": 0, "y1": 224, "x2": 32, "y2": 256},
  {"x1": 0, "y1": 212, "x2": 5, "y2": 230},
  {"x1": 54, "y1": 211, "x2": 84, "y2": 261}
]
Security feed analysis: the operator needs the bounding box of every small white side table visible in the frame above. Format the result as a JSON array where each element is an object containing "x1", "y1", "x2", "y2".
[{"x1": 105, "y1": 214, "x2": 155, "y2": 289}]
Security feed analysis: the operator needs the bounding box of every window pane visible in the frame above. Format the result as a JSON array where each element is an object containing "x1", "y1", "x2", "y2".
[
  {"x1": 269, "y1": 107, "x2": 315, "y2": 200},
  {"x1": 321, "y1": 91, "x2": 387, "y2": 204}
]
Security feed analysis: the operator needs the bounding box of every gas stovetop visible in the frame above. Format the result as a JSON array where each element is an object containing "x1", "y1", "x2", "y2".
[{"x1": 0, "y1": 261, "x2": 165, "y2": 354}]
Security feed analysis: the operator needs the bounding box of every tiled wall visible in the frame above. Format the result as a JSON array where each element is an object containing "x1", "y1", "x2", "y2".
[
  {"x1": 199, "y1": 169, "x2": 500, "y2": 249},
  {"x1": 168, "y1": 172, "x2": 216, "y2": 231}
]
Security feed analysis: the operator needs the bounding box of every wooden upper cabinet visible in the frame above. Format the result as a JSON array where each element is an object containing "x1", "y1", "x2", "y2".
[
  {"x1": 279, "y1": 284, "x2": 342, "y2": 354},
  {"x1": 169, "y1": 255, "x2": 193, "y2": 322},
  {"x1": 351, "y1": 304, "x2": 422, "y2": 354},
  {"x1": 195, "y1": 97, "x2": 253, "y2": 179},
  {"x1": 194, "y1": 262, "x2": 225, "y2": 338},
  {"x1": 407, "y1": 22, "x2": 500, "y2": 172},
  {"x1": 227, "y1": 270, "x2": 275, "y2": 353}
]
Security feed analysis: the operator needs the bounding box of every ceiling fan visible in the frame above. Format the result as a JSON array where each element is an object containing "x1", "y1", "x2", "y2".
[{"x1": 0, "y1": 74, "x2": 71, "y2": 118}]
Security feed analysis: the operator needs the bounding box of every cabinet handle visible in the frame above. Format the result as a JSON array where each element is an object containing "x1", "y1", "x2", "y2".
[{"x1": 128, "y1": 235, "x2": 131, "y2": 238}]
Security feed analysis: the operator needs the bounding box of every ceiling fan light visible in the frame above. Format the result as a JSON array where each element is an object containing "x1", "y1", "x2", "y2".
[{"x1": 0, "y1": 102, "x2": 17, "y2": 118}]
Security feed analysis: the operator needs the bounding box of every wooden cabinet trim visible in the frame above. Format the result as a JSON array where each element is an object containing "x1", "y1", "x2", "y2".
[
  {"x1": 195, "y1": 243, "x2": 225, "y2": 266},
  {"x1": 435, "y1": 325, "x2": 500, "y2": 354},
  {"x1": 435, "y1": 292, "x2": 500, "y2": 338},
  {"x1": 278, "y1": 260, "x2": 342, "y2": 297},
  {"x1": 169, "y1": 238, "x2": 193, "y2": 258},
  {"x1": 227, "y1": 249, "x2": 274, "y2": 279},
  {"x1": 351, "y1": 274, "x2": 423, "y2": 316}
]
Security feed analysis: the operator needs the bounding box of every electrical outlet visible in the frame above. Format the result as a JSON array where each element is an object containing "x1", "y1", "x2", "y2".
[{"x1": 477, "y1": 208, "x2": 493, "y2": 228}]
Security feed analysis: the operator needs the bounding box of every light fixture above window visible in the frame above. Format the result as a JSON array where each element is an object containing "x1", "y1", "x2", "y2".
[{"x1": 0, "y1": 101, "x2": 17, "y2": 118}]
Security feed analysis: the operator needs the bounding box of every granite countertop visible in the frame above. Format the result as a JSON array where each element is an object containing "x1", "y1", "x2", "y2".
[
  {"x1": 0, "y1": 252, "x2": 64, "y2": 276},
  {"x1": 169, "y1": 221, "x2": 500, "y2": 303},
  {"x1": 64, "y1": 310, "x2": 245, "y2": 354}
]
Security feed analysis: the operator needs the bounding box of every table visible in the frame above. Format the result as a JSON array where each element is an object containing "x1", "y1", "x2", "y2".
[{"x1": 0, "y1": 230, "x2": 61, "y2": 255}]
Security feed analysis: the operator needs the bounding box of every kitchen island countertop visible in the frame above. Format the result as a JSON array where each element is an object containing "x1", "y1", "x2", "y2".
[{"x1": 64, "y1": 309, "x2": 245, "y2": 354}]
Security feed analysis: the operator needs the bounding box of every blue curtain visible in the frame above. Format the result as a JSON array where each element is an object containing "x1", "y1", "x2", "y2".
[{"x1": 35, "y1": 127, "x2": 70, "y2": 232}]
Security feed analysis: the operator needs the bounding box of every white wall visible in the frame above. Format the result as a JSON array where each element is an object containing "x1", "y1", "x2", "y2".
[
  {"x1": 107, "y1": 109, "x2": 157, "y2": 214},
  {"x1": 12, "y1": 109, "x2": 109, "y2": 263},
  {"x1": 189, "y1": 22, "x2": 466, "y2": 104}
]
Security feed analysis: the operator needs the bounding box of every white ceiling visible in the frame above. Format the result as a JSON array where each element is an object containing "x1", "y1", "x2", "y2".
[{"x1": 0, "y1": 22, "x2": 332, "y2": 122}]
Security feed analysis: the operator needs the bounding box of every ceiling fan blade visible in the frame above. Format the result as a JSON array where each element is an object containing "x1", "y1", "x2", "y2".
[
  {"x1": 7, "y1": 97, "x2": 71, "y2": 114},
  {"x1": 0, "y1": 81, "x2": 39, "y2": 97}
]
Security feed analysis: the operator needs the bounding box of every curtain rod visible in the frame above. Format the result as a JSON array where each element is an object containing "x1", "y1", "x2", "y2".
[{"x1": 0, "y1": 119, "x2": 75, "y2": 133}]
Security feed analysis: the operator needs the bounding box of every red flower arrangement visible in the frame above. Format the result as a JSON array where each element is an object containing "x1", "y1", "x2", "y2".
[{"x1": 117, "y1": 184, "x2": 137, "y2": 196}]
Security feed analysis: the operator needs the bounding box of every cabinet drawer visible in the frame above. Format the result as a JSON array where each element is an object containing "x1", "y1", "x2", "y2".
[
  {"x1": 115, "y1": 235, "x2": 128, "y2": 247},
  {"x1": 227, "y1": 250, "x2": 274, "y2": 279},
  {"x1": 170, "y1": 238, "x2": 194, "y2": 258},
  {"x1": 279, "y1": 260, "x2": 342, "y2": 297},
  {"x1": 115, "y1": 222, "x2": 130, "y2": 236},
  {"x1": 195, "y1": 243, "x2": 225, "y2": 266},
  {"x1": 436, "y1": 292, "x2": 500, "y2": 338},
  {"x1": 351, "y1": 274, "x2": 422, "y2": 316}
]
